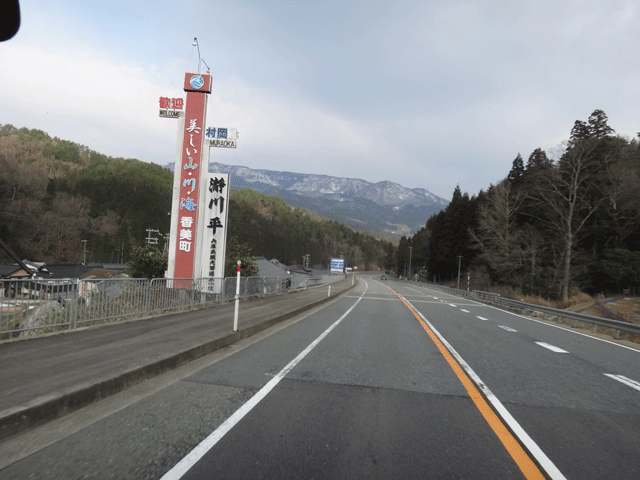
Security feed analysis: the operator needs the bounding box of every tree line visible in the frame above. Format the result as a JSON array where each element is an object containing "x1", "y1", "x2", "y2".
[
  {"x1": 395, "y1": 110, "x2": 640, "y2": 302},
  {"x1": 1, "y1": 124, "x2": 391, "y2": 274},
  {"x1": 227, "y1": 188, "x2": 391, "y2": 270}
]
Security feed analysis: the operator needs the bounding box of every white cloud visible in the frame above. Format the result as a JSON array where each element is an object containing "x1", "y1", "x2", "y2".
[
  {"x1": 0, "y1": 43, "x2": 180, "y2": 158},
  {"x1": 0, "y1": 41, "x2": 390, "y2": 180},
  {"x1": 2, "y1": 0, "x2": 639, "y2": 201}
]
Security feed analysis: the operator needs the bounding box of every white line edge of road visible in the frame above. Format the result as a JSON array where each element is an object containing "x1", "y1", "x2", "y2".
[
  {"x1": 410, "y1": 284, "x2": 640, "y2": 354},
  {"x1": 484, "y1": 303, "x2": 640, "y2": 354},
  {"x1": 604, "y1": 374, "x2": 640, "y2": 392},
  {"x1": 159, "y1": 280, "x2": 370, "y2": 480},
  {"x1": 401, "y1": 295, "x2": 567, "y2": 480}
]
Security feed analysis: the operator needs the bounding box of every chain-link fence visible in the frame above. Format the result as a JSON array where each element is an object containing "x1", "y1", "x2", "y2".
[{"x1": 1, "y1": 274, "x2": 323, "y2": 339}]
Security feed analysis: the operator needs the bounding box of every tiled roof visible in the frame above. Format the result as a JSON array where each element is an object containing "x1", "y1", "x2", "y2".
[
  {"x1": 254, "y1": 257, "x2": 290, "y2": 278},
  {"x1": 79, "y1": 268, "x2": 125, "y2": 279},
  {"x1": 0, "y1": 264, "x2": 23, "y2": 277},
  {"x1": 46, "y1": 264, "x2": 95, "y2": 279}
]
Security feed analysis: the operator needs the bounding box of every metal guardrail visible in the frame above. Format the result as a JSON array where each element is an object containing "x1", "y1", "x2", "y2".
[
  {"x1": 0, "y1": 274, "x2": 317, "y2": 339},
  {"x1": 426, "y1": 284, "x2": 640, "y2": 339}
]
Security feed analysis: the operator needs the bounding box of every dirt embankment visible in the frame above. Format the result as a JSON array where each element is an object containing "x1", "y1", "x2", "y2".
[
  {"x1": 605, "y1": 297, "x2": 640, "y2": 324},
  {"x1": 532, "y1": 295, "x2": 640, "y2": 345}
]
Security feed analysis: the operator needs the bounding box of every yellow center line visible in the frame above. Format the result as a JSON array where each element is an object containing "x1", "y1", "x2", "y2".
[{"x1": 383, "y1": 284, "x2": 546, "y2": 480}]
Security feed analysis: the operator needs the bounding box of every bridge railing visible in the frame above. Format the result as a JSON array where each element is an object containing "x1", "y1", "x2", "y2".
[
  {"x1": 0, "y1": 274, "x2": 320, "y2": 339},
  {"x1": 427, "y1": 284, "x2": 640, "y2": 338}
]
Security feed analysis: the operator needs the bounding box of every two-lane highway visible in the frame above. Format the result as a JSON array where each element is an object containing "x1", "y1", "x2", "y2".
[{"x1": 1, "y1": 277, "x2": 639, "y2": 479}]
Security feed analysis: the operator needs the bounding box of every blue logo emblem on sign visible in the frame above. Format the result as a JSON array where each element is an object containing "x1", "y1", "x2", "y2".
[{"x1": 190, "y1": 75, "x2": 205, "y2": 89}]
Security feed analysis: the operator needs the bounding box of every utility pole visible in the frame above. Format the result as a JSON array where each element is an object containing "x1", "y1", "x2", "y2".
[
  {"x1": 409, "y1": 246, "x2": 413, "y2": 281},
  {"x1": 146, "y1": 228, "x2": 160, "y2": 245},
  {"x1": 81, "y1": 240, "x2": 88, "y2": 265},
  {"x1": 457, "y1": 256, "x2": 463, "y2": 290},
  {"x1": 163, "y1": 233, "x2": 170, "y2": 253}
]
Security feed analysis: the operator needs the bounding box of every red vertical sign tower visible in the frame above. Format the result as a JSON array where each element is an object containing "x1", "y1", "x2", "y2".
[{"x1": 172, "y1": 73, "x2": 212, "y2": 279}]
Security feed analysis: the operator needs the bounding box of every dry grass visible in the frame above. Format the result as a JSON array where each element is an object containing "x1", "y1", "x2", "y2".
[
  {"x1": 607, "y1": 297, "x2": 640, "y2": 322},
  {"x1": 502, "y1": 287, "x2": 593, "y2": 310}
]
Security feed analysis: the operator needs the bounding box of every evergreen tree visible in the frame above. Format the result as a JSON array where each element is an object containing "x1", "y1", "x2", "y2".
[
  {"x1": 224, "y1": 236, "x2": 258, "y2": 277},
  {"x1": 587, "y1": 109, "x2": 615, "y2": 139},
  {"x1": 126, "y1": 245, "x2": 167, "y2": 279},
  {"x1": 507, "y1": 153, "x2": 525, "y2": 187},
  {"x1": 525, "y1": 148, "x2": 551, "y2": 174},
  {"x1": 569, "y1": 120, "x2": 590, "y2": 147}
]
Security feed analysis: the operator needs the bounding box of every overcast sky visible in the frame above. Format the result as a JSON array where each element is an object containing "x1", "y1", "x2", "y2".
[{"x1": 1, "y1": 0, "x2": 638, "y2": 199}]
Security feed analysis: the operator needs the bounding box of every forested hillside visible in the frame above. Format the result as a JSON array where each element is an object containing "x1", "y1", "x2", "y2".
[
  {"x1": 0, "y1": 124, "x2": 391, "y2": 269},
  {"x1": 0, "y1": 124, "x2": 172, "y2": 264},
  {"x1": 227, "y1": 189, "x2": 391, "y2": 269},
  {"x1": 397, "y1": 110, "x2": 640, "y2": 301}
]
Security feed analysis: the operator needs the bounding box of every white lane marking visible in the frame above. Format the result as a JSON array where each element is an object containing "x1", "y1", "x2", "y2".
[
  {"x1": 477, "y1": 316, "x2": 488, "y2": 321},
  {"x1": 535, "y1": 342, "x2": 568, "y2": 353},
  {"x1": 433, "y1": 297, "x2": 438, "y2": 300},
  {"x1": 398, "y1": 299, "x2": 447, "y2": 304},
  {"x1": 498, "y1": 326, "x2": 517, "y2": 332},
  {"x1": 402, "y1": 296, "x2": 566, "y2": 480},
  {"x1": 483, "y1": 304, "x2": 640, "y2": 354},
  {"x1": 449, "y1": 304, "x2": 457, "y2": 307},
  {"x1": 604, "y1": 374, "x2": 640, "y2": 392},
  {"x1": 344, "y1": 295, "x2": 399, "y2": 301},
  {"x1": 160, "y1": 282, "x2": 370, "y2": 480},
  {"x1": 460, "y1": 309, "x2": 470, "y2": 313}
]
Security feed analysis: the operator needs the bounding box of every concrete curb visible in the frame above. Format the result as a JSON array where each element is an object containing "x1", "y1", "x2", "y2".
[{"x1": 0, "y1": 279, "x2": 357, "y2": 441}]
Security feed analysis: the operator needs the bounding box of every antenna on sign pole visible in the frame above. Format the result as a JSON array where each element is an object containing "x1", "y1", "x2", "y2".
[{"x1": 192, "y1": 37, "x2": 211, "y2": 74}]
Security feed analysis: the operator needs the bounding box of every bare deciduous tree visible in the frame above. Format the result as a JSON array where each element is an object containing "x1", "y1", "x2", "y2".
[
  {"x1": 471, "y1": 180, "x2": 524, "y2": 281},
  {"x1": 527, "y1": 139, "x2": 606, "y2": 303}
]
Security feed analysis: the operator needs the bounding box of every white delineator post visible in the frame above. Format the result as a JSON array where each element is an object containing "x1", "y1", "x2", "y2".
[
  {"x1": 328, "y1": 285, "x2": 331, "y2": 297},
  {"x1": 233, "y1": 260, "x2": 241, "y2": 332}
]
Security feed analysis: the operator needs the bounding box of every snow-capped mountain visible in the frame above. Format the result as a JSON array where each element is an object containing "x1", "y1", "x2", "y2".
[
  {"x1": 164, "y1": 162, "x2": 449, "y2": 240},
  {"x1": 203, "y1": 163, "x2": 448, "y2": 208}
]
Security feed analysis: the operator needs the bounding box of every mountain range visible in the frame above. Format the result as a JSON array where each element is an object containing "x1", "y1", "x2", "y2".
[{"x1": 164, "y1": 162, "x2": 449, "y2": 241}]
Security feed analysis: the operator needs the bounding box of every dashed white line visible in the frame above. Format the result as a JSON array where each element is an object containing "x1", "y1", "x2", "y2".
[
  {"x1": 460, "y1": 309, "x2": 470, "y2": 313},
  {"x1": 477, "y1": 316, "x2": 488, "y2": 321},
  {"x1": 498, "y1": 326, "x2": 517, "y2": 332},
  {"x1": 345, "y1": 295, "x2": 399, "y2": 301},
  {"x1": 604, "y1": 374, "x2": 640, "y2": 392},
  {"x1": 449, "y1": 304, "x2": 457, "y2": 307},
  {"x1": 535, "y1": 342, "x2": 568, "y2": 353}
]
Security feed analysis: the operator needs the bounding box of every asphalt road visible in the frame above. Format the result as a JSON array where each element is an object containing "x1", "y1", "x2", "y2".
[{"x1": 1, "y1": 277, "x2": 639, "y2": 479}]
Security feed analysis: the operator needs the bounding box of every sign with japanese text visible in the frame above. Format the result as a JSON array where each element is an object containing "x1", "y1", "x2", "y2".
[
  {"x1": 159, "y1": 97, "x2": 185, "y2": 109},
  {"x1": 159, "y1": 96, "x2": 184, "y2": 119},
  {"x1": 205, "y1": 127, "x2": 238, "y2": 140},
  {"x1": 167, "y1": 73, "x2": 212, "y2": 282},
  {"x1": 195, "y1": 173, "x2": 230, "y2": 291},
  {"x1": 206, "y1": 127, "x2": 238, "y2": 148},
  {"x1": 330, "y1": 258, "x2": 345, "y2": 273}
]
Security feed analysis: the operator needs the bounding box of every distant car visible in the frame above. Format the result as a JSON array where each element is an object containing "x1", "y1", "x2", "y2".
[{"x1": 381, "y1": 274, "x2": 387, "y2": 280}]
